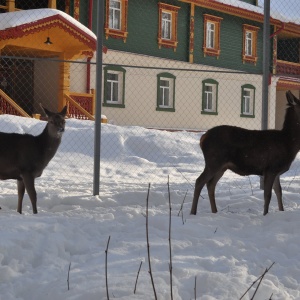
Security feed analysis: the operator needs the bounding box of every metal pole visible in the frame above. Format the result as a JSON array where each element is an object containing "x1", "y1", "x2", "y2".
[
  {"x1": 262, "y1": 0, "x2": 270, "y2": 130},
  {"x1": 93, "y1": 0, "x2": 104, "y2": 195},
  {"x1": 260, "y1": 0, "x2": 271, "y2": 189}
]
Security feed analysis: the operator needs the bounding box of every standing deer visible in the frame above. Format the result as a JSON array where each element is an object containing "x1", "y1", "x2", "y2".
[
  {"x1": 191, "y1": 91, "x2": 300, "y2": 216},
  {"x1": 0, "y1": 106, "x2": 67, "y2": 214}
]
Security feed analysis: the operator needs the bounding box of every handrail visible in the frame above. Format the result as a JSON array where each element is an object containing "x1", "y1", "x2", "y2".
[
  {"x1": 64, "y1": 93, "x2": 95, "y2": 121},
  {"x1": 0, "y1": 89, "x2": 31, "y2": 117}
]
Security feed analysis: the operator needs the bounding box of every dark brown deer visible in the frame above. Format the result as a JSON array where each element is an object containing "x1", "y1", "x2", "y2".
[
  {"x1": 191, "y1": 90, "x2": 300, "y2": 216},
  {"x1": 0, "y1": 106, "x2": 67, "y2": 214}
]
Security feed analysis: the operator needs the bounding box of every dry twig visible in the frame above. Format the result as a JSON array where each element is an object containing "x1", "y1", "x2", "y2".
[
  {"x1": 105, "y1": 236, "x2": 111, "y2": 300},
  {"x1": 240, "y1": 262, "x2": 275, "y2": 300},
  {"x1": 134, "y1": 261, "x2": 143, "y2": 294},
  {"x1": 67, "y1": 262, "x2": 71, "y2": 291},
  {"x1": 146, "y1": 183, "x2": 157, "y2": 300},
  {"x1": 168, "y1": 176, "x2": 173, "y2": 300}
]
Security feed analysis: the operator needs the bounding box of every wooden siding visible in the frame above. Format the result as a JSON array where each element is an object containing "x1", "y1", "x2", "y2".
[
  {"x1": 193, "y1": 6, "x2": 263, "y2": 72},
  {"x1": 100, "y1": 0, "x2": 263, "y2": 73}
]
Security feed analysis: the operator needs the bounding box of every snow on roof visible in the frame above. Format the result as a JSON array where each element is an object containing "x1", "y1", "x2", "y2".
[
  {"x1": 214, "y1": 0, "x2": 300, "y2": 25},
  {"x1": 0, "y1": 8, "x2": 96, "y2": 40}
]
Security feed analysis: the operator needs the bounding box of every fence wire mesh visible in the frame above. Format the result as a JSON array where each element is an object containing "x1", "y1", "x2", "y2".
[{"x1": 0, "y1": 1, "x2": 300, "y2": 209}]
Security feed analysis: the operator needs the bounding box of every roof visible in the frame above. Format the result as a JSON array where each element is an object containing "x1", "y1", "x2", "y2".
[
  {"x1": 181, "y1": 0, "x2": 300, "y2": 37},
  {"x1": 0, "y1": 9, "x2": 97, "y2": 58}
]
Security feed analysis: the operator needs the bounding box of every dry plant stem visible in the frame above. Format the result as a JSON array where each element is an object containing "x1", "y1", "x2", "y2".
[
  {"x1": 146, "y1": 183, "x2": 157, "y2": 300},
  {"x1": 134, "y1": 261, "x2": 143, "y2": 294},
  {"x1": 168, "y1": 176, "x2": 173, "y2": 300},
  {"x1": 67, "y1": 262, "x2": 71, "y2": 291},
  {"x1": 177, "y1": 189, "x2": 188, "y2": 216},
  {"x1": 105, "y1": 236, "x2": 111, "y2": 300},
  {"x1": 239, "y1": 262, "x2": 275, "y2": 300},
  {"x1": 248, "y1": 176, "x2": 254, "y2": 195},
  {"x1": 194, "y1": 276, "x2": 197, "y2": 300}
]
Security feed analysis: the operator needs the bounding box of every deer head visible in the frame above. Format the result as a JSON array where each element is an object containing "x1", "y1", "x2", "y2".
[{"x1": 42, "y1": 106, "x2": 67, "y2": 139}]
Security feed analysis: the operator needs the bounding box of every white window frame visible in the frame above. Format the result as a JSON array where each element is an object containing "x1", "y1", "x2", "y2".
[
  {"x1": 162, "y1": 11, "x2": 172, "y2": 40},
  {"x1": 245, "y1": 30, "x2": 253, "y2": 56},
  {"x1": 159, "y1": 77, "x2": 173, "y2": 108},
  {"x1": 206, "y1": 22, "x2": 215, "y2": 49},
  {"x1": 106, "y1": 71, "x2": 123, "y2": 104},
  {"x1": 204, "y1": 83, "x2": 216, "y2": 112},
  {"x1": 242, "y1": 88, "x2": 254, "y2": 115},
  {"x1": 109, "y1": 0, "x2": 121, "y2": 30}
]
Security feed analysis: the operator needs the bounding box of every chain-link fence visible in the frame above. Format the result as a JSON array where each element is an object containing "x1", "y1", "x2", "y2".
[{"x1": 0, "y1": 1, "x2": 300, "y2": 203}]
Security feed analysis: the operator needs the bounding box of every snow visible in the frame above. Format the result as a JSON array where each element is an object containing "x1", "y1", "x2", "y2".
[
  {"x1": 0, "y1": 8, "x2": 96, "y2": 40},
  {"x1": 1, "y1": 115, "x2": 300, "y2": 299},
  {"x1": 215, "y1": 0, "x2": 300, "y2": 25}
]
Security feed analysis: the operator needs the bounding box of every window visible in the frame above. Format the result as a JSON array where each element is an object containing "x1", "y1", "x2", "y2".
[
  {"x1": 103, "y1": 66, "x2": 126, "y2": 108},
  {"x1": 202, "y1": 79, "x2": 218, "y2": 115},
  {"x1": 242, "y1": 24, "x2": 259, "y2": 64},
  {"x1": 158, "y1": 3, "x2": 180, "y2": 51},
  {"x1": 241, "y1": 84, "x2": 255, "y2": 117},
  {"x1": 105, "y1": 0, "x2": 128, "y2": 42},
  {"x1": 156, "y1": 73, "x2": 176, "y2": 112},
  {"x1": 109, "y1": 0, "x2": 121, "y2": 30},
  {"x1": 206, "y1": 22, "x2": 215, "y2": 49},
  {"x1": 203, "y1": 14, "x2": 223, "y2": 58}
]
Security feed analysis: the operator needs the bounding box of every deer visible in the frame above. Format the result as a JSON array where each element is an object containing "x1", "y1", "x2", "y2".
[
  {"x1": 191, "y1": 90, "x2": 300, "y2": 216},
  {"x1": 0, "y1": 106, "x2": 67, "y2": 214}
]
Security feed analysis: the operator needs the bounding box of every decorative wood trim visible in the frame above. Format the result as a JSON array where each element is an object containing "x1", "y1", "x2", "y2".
[
  {"x1": 242, "y1": 24, "x2": 259, "y2": 65},
  {"x1": 0, "y1": 15, "x2": 96, "y2": 51},
  {"x1": 105, "y1": 0, "x2": 129, "y2": 42},
  {"x1": 272, "y1": 27, "x2": 277, "y2": 74},
  {"x1": 203, "y1": 14, "x2": 223, "y2": 58},
  {"x1": 189, "y1": 4, "x2": 195, "y2": 63},
  {"x1": 74, "y1": 0, "x2": 80, "y2": 21},
  {"x1": 158, "y1": 2, "x2": 180, "y2": 51},
  {"x1": 0, "y1": 88, "x2": 30, "y2": 117}
]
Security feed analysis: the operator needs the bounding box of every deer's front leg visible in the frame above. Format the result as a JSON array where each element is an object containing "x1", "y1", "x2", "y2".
[
  {"x1": 17, "y1": 179, "x2": 25, "y2": 214},
  {"x1": 22, "y1": 173, "x2": 38, "y2": 214}
]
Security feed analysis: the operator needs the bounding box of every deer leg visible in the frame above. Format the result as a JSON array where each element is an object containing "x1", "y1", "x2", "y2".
[
  {"x1": 273, "y1": 175, "x2": 284, "y2": 211},
  {"x1": 206, "y1": 171, "x2": 225, "y2": 213},
  {"x1": 22, "y1": 173, "x2": 38, "y2": 214},
  {"x1": 191, "y1": 167, "x2": 216, "y2": 215},
  {"x1": 263, "y1": 173, "x2": 276, "y2": 216},
  {"x1": 17, "y1": 179, "x2": 25, "y2": 214}
]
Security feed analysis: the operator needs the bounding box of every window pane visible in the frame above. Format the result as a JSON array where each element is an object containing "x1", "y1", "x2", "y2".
[
  {"x1": 204, "y1": 84, "x2": 215, "y2": 112},
  {"x1": 162, "y1": 12, "x2": 171, "y2": 39},
  {"x1": 207, "y1": 22, "x2": 215, "y2": 48},
  {"x1": 245, "y1": 31, "x2": 252, "y2": 56},
  {"x1": 159, "y1": 78, "x2": 173, "y2": 107},
  {"x1": 112, "y1": 82, "x2": 119, "y2": 102},
  {"x1": 109, "y1": 0, "x2": 121, "y2": 30},
  {"x1": 107, "y1": 72, "x2": 120, "y2": 103},
  {"x1": 243, "y1": 89, "x2": 253, "y2": 114}
]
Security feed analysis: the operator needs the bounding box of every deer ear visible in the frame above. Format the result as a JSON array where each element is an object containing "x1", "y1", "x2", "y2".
[
  {"x1": 286, "y1": 90, "x2": 300, "y2": 106},
  {"x1": 39, "y1": 104, "x2": 53, "y2": 117},
  {"x1": 60, "y1": 105, "x2": 67, "y2": 117}
]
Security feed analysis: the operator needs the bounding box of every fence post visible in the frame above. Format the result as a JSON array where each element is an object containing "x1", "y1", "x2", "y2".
[
  {"x1": 262, "y1": 0, "x2": 270, "y2": 130},
  {"x1": 260, "y1": 0, "x2": 271, "y2": 189},
  {"x1": 93, "y1": 0, "x2": 104, "y2": 196}
]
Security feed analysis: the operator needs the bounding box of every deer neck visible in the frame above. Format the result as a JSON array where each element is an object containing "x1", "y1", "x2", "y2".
[
  {"x1": 38, "y1": 125, "x2": 62, "y2": 163},
  {"x1": 282, "y1": 119, "x2": 300, "y2": 153}
]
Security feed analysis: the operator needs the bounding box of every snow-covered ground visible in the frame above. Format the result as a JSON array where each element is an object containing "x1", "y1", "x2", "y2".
[{"x1": 1, "y1": 115, "x2": 300, "y2": 299}]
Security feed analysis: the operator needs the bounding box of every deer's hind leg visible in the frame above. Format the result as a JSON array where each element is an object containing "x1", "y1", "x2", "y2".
[
  {"x1": 206, "y1": 170, "x2": 225, "y2": 213},
  {"x1": 17, "y1": 179, "x2": 25, "y2": 214},
  {"x1": 191, "y1": 166, "x2": 218, "y2": 215},
  {"x1": 263, "y1": 173, "x2": 277, "y2": 215},
  {"x1": 273, "y1": 175, "x2": 284, "y2": 212}
]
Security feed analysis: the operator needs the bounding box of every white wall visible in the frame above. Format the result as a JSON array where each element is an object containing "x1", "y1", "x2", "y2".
[{"x1": 73, "y1": 50, "x2": 264, "y2": 131}]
